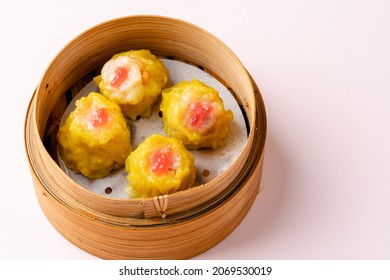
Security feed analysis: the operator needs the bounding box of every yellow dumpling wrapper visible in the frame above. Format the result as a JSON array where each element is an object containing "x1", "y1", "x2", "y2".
[
  {"x1": 94, "y1": 49, "x2": 169, "y2": 120},
  {"x1": 160, "y1": 79, "x2": 234, "y2": 149},
  {"x1": 125, "y1": 134, "x2": 196, "y2": 198},
  {"x1": 57, "y1": 92, "x2": 132, "y2": 179}
]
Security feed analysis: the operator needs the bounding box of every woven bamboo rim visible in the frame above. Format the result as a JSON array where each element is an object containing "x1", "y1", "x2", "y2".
[{"x1": 24, "y1": 16, "x2": 267, "y2": 259}]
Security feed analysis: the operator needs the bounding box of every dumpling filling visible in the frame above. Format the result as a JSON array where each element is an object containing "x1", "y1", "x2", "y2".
[{"x1": 101, "y1": 56, "x2": 147, "y2": 105}]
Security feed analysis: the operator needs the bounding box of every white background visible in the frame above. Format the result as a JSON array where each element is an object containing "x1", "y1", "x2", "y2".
[{"x1": 1, "y1": 0, "x2": 389, "y2": 260}]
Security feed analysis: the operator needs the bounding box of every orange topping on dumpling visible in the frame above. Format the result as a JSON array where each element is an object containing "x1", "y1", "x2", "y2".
[
  {"x1": 110, "y1": 66, "x2": 129, "y2": 88},
  {"x1": 185, "y1": 101, "x2": 215, "y2": 133},
  {"x1": 88, "y1": 107, "x2": 110, "y2": 128},
  {"x1": 149, "y1": 147, "x2": 175, "y2": 175}
]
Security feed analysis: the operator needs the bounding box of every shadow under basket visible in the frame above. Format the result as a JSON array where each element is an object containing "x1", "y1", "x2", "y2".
[{"x1": 24, "y1": 15, "x2": 267, "y2": 259}]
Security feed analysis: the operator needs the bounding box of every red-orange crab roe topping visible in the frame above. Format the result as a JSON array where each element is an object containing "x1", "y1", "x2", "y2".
[
  {"x1": 186, "y1": 101, "x2": 213, "y2": 129},
  {"x1": 88, "y1": 108, "x2": 110, "y2": 127},
  {"x1": 149, "y1": 147, "x2": 175, "y2": 175},
  {"x1": 110, "y1": 67, "x2": 128, "y2": 88}
]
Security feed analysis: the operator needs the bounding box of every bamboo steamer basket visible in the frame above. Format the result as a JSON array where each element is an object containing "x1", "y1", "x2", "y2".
[{"x1": 24, "y1": 15, "x2": 267, "y2": 259}]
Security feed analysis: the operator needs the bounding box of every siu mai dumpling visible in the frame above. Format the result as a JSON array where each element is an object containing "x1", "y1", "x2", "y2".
[
  {"x1": 125, "y1": 134, "x2": 196, "y2": 198},
  {"x1": 94, "y1": 49, "x2": 168, "y2": 120},
  {"x1": 160, "y1": 79, "x2": 234, "y2": 149},
  {"x1": 57, "y1": 92, "x2": 132, "y2": 179}
]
